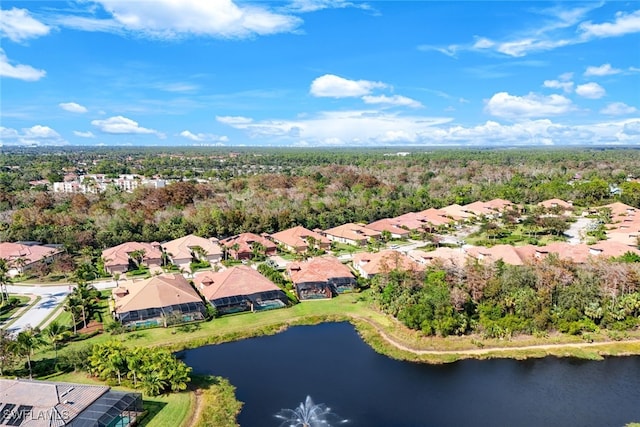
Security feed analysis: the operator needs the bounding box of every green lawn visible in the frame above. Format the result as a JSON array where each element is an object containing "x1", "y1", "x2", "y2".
[{"x1": 0, "y1": 295, "x2": 32, "y2": 323}]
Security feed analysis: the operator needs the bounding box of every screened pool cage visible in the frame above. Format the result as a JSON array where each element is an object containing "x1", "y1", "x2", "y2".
[
  {"x1": 115, "y1": 301, "x2": 206, "y2": 328},
  {"x1": 210, "y1": 290, "x2": 288, "y2": 315},
  {"x1": 71, "y1": 390, "x2": 142, "y2": 427}
]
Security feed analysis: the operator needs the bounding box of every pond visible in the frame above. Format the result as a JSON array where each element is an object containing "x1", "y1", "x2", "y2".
[{"x1": 181, "y1": 322, "x2": 640, "y2": 427}]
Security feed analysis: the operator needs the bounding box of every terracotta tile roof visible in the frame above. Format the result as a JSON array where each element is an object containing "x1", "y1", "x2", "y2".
[
  {"x1": 219, "y1": 233, "x2": 277, "y2": 254},
  {"x1": 418, "y1": 208, "x2": 454, "y2": 226},
  {"x1": 113, "y1": 273, "x2": 202, "y2": 313},
  {"x1": 0, "y1": 242, "x2": 61, "y2": 267},
  {"x1": 538, "y1": 198, "x2": 573, "y2": 209},
  {"x1": 324, "y1": 223, "x2": 381, "y2": 242},
  {"x1": 408, "y1": 247, "x2": 469, "y2": 267},
  {"x1": 391, "y1": 212, "x2": 432, "y2": 230},
  {"x1": 194, "y1": 266, "x2": 280, "y2": 300},
  {"x1": 0, "y1": 379, "x2": 110, "y2": 427},
  {"x1": 601, "y1": 202, "x2": 637, "y2": 218},
  {"x1": 438, "y1": 204, "x2": 475, "y2": 220},
  {"x1": 462, "y1": 201, "x2": 495, "y2": 216},
  {"x1": 270, "y1": 226, "x2": 330, "y2": 251},
  {"x1": 102, "y1": 241, "x2": 162, "y2": 268},
  {"x1": 536, "y1": 242, "x2": 591, "y2": 263},
  {"x1": 352, "y1": 249, "x2": 423, "y2": 276},
  {"x1": 484, "y1": 198, "x2": 514, "y2": 211},
  {"x1": 588, "y1": 241, "x2": 640, "y2": 258},
  {"x1": 366, "y1": 219, "x2": 411, "y2": 237},
  {"x1": 287, "y1": 256, "x2": 353, "y2": 284},
  {"x1": 466, "y1": 244, "x2": 535, "y2": 265},
  {"x1": 162, "y1": 234, "x2": 222, "y2": 260},
  {"x1": 605, "y1": 230, "x2": 639, "y2": 246}
]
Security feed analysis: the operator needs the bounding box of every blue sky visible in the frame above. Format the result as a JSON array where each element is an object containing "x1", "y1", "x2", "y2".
[{"x1": 1, "y1": 1, "x2": 639, "y2": 147}]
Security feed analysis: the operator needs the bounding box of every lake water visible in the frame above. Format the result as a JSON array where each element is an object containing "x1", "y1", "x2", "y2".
[{"x1": 181, "y1": 322, "x2": 640, "y2": 427}]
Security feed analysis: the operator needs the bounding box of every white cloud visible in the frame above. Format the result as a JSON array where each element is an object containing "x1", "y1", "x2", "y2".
[
  {"x1": 543, "y1": 79, "x2": 574, "y2": 93},
  {"x1": 473, "y1": 37, "x2": 494, "y2": 49},
  {"x1": 496, "y1": 38, "x2": 572, "y2": 57},
  {"x1": 0, "y1": 48, "x2": 46, "y2": 81},
  {"x1": 179, "y1": 130, "x2": 229, "y2": 143},
  {"x1": 78, "y1": 0, "x2": 301, "y2": 39},
  {"x1": 361, "y1": 94, "x2": 423, "y2": 108},
  {"x1": 286, "y1": 0, "x2": 372, "y2": 13},
  {"x1": 0, "y1": 8, "x2": 50, "y2": 42},
  {"x1": 310, "y1": 74, "x2": 387, "y2": 98},
  {"x1": 59, "y1": 102, "x2": 88, "y2": 113},
  {"x1": 485, "y1": 92, "x2": 574, "y2": 119},
  {"x1": 580, "y1": 10, "x2": 640, "y2": 37},
  {"x1": 600, "y1": 102, "x2": 638, "y2": 115},
  {"x1": 218, "y1": 109, "x2": 453, "y2": 145},
  {"x1": 0, "y1": 125, "x2": 67, "y2": 146},
  {"x1": 584, "y1": 63, "x2": 622, "y2": 76},
  {"x1": 216, "y1": 115, "x2": 253, "y2": 125},
  {"x1": 218, "y1": 108, "x2": 640, "y2": 146},
  {"x1": 73, "y1": 130, "x2": 95, "y2": 138},
  {"x1": 91, "y1": 115, "x2": 162, "y2": 136},
  {"x1": 575, "y1": 82, "x2": 606, "y2": 99},
  {"x1": 444, "y1": 6, "x2": 639, "y2": 58}
]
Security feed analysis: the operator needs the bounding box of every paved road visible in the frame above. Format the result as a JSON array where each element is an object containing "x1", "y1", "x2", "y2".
[
  {"x1": 565, "y1": 216, "x2": 594, "y2": 244},
  {"x1": 4, "y1": 285, "x2": 72, "y2": 333},
  {"x1": 2, "y1": 280, "x2": 118, "y2": 334}
]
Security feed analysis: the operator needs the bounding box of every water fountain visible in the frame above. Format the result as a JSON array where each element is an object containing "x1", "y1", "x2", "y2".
[{"x1": 275, "y1": 395, "x2": 349, "y2": 427}]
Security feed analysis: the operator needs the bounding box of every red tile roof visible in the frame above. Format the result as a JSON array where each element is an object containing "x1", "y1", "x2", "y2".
[
  {"x1": 324, "y1": 223, "x2": 381, "y2": 242},
  {"x1": 352, "y1": 250, "x2": 423, "y2": 276},
  {"x1": 194, "y1": 266, "x2": 281, "y2": 300},
  {"x1": 162, "y1": 234, "x2": 222, "y2": 260},
  {"x1": 102, "y1": 241, "x2": 162, "y2": 268},
  {"x1": 287, "y1": 256, "x2": 354, "y2": 284},
  {"x1": 270, "y1": 226, "x2": 330, "y2": 252},
  {"x1": 114, "y1": 273, "x2": 202, "y2": 313}
]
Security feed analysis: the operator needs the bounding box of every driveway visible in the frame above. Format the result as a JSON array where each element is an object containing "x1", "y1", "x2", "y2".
[
  {"x1": 2, "y1": 279, "x2": 118, "y2": 334},
  {"x1": 564, "y1": 216, "x2": 594, "y2": 244}
]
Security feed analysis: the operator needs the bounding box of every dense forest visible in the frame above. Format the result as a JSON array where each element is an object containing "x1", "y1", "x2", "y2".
[
  {"x1": 1, "y1": 147, "x2": 640, "y2": 255},
  {"x1": 370, "y1": 254, "x2": 640, "y2": 338}
]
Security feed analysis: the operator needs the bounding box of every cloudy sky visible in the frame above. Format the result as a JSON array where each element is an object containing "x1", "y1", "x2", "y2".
[{"x1": 1, "y1": 1, "x2": 639, "y2": 147}]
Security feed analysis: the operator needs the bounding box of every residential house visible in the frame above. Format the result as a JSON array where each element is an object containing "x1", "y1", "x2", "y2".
[
  {"x1": 417, "y1": 208, "x2": 455, "y2": 228},
  {"x1": 365, "y1": 218, "x2": 411, "y2": 239},
  {"x1": 219, "y1": 233, "x2": 277, "y2": 260},
  {"x1": 0, "y1": 242, "x2": 63, "y2": 277},
  {"x1": 162, "y1": 234, "x2": 223, "y2": 271},
  {"x1": 352, "y1": 250, "x2": 423, "y2": 279},
  {"x1": 0, "y1": 378, "x2": 142, "y2": 427},
  {"x1": 193, "y1": 265, "x2": 287, "y2": 314},
  {"x1": 102, "y1": 241, "x2": 163, "y2": 276},
  {"x1": 112, "y1": 273, "x2": 207, "y2": 328},
  {"x1": 466, "y1": 244, "x2": 537, "y2": 266},
  {"x1": 588, "y1": 241, "x2": 640, "y2": 258},
  {"x1": 270, "y1": 225, "x2": 331, "y2": 253},
  {"x1": 287, "y1": 255, "x2": 356, "y2": 300},
  {"x1": 534, "y1": 242, "x2": 591, "y2": 264},
  {"x1": 407, "y1": 247, "x2": 469, "y2": 268},
  {"x1": 323, "y1": 223, "x2": 381, "y2": 246},
  {"x1": 538, "y1": 198, "x2": 574, "y2": 213},
  {"x1": 438, "y1": 204, "x2": 476, "y2": 221}
]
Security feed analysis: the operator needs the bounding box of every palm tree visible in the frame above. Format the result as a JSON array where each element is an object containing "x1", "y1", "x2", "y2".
[
  {"x1": 73, "y1": 282, "x2": 100, "y2": 329},
  {"x1": 128, "y1": 249, "x2": 146, "y2": 270},
  {"x1": 0, "y1": 329, "x2": 16, "y2": 376},
  {"x1": 64, "y1": 294, "x2": 80, "y2": 334},
  {"x1": 13, "y1": 328, "x2": 42, "y2": 379},
  {"x1": 0, "y1": 258, "x2": 11, "y2": 305},
  {"x1": 44, "y1": 321, "x2": 71, "y2": 361}
]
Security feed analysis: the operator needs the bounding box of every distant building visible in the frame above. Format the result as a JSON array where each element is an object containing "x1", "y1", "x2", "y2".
[
  {"x1": 0, "y1": 378, "x2": 142, "y2": 427},
  {"x1": 52, "y1": 174, "x2": 166, "y2": 194},
  {"x1": 352, "y1": 250, "x2": 423, "y2": 279}
]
